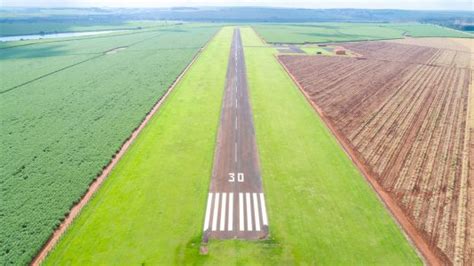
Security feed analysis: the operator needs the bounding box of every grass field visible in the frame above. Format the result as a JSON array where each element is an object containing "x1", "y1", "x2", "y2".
[
  {"x1": 45, "y1": 26, "x2": 421, "y2": 265},
  {"x1": 253, "y1": 23, "x2": 473, "y2": 44},
  {"x1": 0, "y1": 24, "x2": 218, "y2": 265}
]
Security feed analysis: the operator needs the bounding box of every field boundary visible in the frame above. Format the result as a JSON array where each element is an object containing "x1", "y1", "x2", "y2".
[
  {"x1": 276, "y1": 55, "x2": 442, "y2": 266},
  {"x1": 30, "y1": 28, "x2": 221, "y2": 266}
]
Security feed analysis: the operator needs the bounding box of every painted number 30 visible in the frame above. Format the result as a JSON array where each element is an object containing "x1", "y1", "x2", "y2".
[{"x1": 228, "y1": 172, "x2": 244, "y2": 182}]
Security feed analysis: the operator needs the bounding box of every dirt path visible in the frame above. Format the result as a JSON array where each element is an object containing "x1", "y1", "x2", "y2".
[
  {"x1": 276, "y1": 55, "x2": 442, "y2": 266},
  {"x1": 202, "y1": 28, "x2": 268, "y2": 241},
  {"x1": 30, "y1": 30, "x2": 219, "y2": 266}
]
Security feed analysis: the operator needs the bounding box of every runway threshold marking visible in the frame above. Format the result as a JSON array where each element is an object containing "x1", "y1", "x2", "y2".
[
  {"x1": 246, "y1": 193, "x2": 253, "y2": 231},
  {"x1": 204, "y1": 192, "x2": 268, "y2": 234},
  {"x1": 253, "y1": 193, "x2": 261, "y2": 231},
  {"x1": 228, "y1": 193, "x2": 234, "y2": 231},
  {"x1": 239, "y1": 193, "x2": 245, "y2": 231},
  {"x1": 212, "y1": 193, "x2": 219, "y2": 231}
]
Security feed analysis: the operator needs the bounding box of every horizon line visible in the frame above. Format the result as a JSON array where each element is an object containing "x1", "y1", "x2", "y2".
[{"x1": 1, "y1": 6, "x2": 472, "y2": 12}]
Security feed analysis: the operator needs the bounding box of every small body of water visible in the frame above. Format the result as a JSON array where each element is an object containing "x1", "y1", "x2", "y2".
[{"x1": 0, "y1": 30, "x2": 120, "y2": 42}]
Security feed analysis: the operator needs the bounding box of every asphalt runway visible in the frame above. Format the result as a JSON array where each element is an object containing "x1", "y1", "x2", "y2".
[{"x1": 202, "y1": 28, "x2": 268, "y2": 241}]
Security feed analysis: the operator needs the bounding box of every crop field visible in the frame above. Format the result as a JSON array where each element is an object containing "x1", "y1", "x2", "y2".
[
  {"x1": 0, "y1": 23, "x2": 218, "y2": 264},
  {"x1": 44, "y1": 26, "x2": 420, "y2": 265},
  {"x1": 253, "y1": 23, "x2": 473, "y2": 44},
  {"x1": 279, "y1": 39, "x2": 472, "y2": 264}
]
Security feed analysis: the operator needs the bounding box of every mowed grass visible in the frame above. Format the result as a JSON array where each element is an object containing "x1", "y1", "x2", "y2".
[
  {"x1": 46, "y1": 26, "x2": 421, "y2": 265},
  {"x1": 254, "y1": 22, "x2": 472, "y2": 44}
]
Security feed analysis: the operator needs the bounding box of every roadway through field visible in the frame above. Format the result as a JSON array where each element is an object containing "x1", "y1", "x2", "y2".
[{"x1": 202, "y1": 28, "x2": 268, "y2": 241}]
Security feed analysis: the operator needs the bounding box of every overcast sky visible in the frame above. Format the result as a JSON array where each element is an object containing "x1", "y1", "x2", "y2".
[{"x1": 2, "y1": 0, "x2": 473, "y2": 11}]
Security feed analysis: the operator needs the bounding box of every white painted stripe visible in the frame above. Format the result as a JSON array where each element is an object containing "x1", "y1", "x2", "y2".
[
  {"x1": 235, "y1": 99, "x2": 238, "y2": 108},
  {"x1": 239, "y1": 193, "x2": 244, "y2": 231},
  {"x1": 220, "y1": 193, "x2": 227, "y2": 231},
  {"x1": 203, "y1": 193, "x2": 213, "y2": 231},
  {"x1": 234, "y1": 142, "x2": 237, "y2": 163},
  {"x1": 235, "y1": 116, "x2": 238, "y2": 130},
  {"x1": 253, "y1": 193, "x2": 261, "y2": 231},
  {"x1": 228, "y1": 193, "x2": 233, "y2": 231},
  {"x1": 246, "y1": 193, "x2": 253, "y2": 231},
  {"x1": 260, "y1": 193, "x2": 268, "y2": 226},
  {"x1": 212, "y1": 193, "x2": 219, "y2": 231}
]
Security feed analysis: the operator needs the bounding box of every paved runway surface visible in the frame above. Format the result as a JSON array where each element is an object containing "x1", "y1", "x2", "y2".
[{"x1": 203, "y1": 29, "x2": 268, "y2": 241}]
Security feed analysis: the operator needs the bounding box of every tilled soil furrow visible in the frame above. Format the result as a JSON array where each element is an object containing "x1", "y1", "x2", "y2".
[{"x1": 278, "y1": 40, "x2": 472, "y2": 265}]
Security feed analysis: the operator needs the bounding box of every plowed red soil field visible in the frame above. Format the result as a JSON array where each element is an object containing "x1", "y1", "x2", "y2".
[{"x1": 279, "y1": 41, "x2": 472, "y2": 265}]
